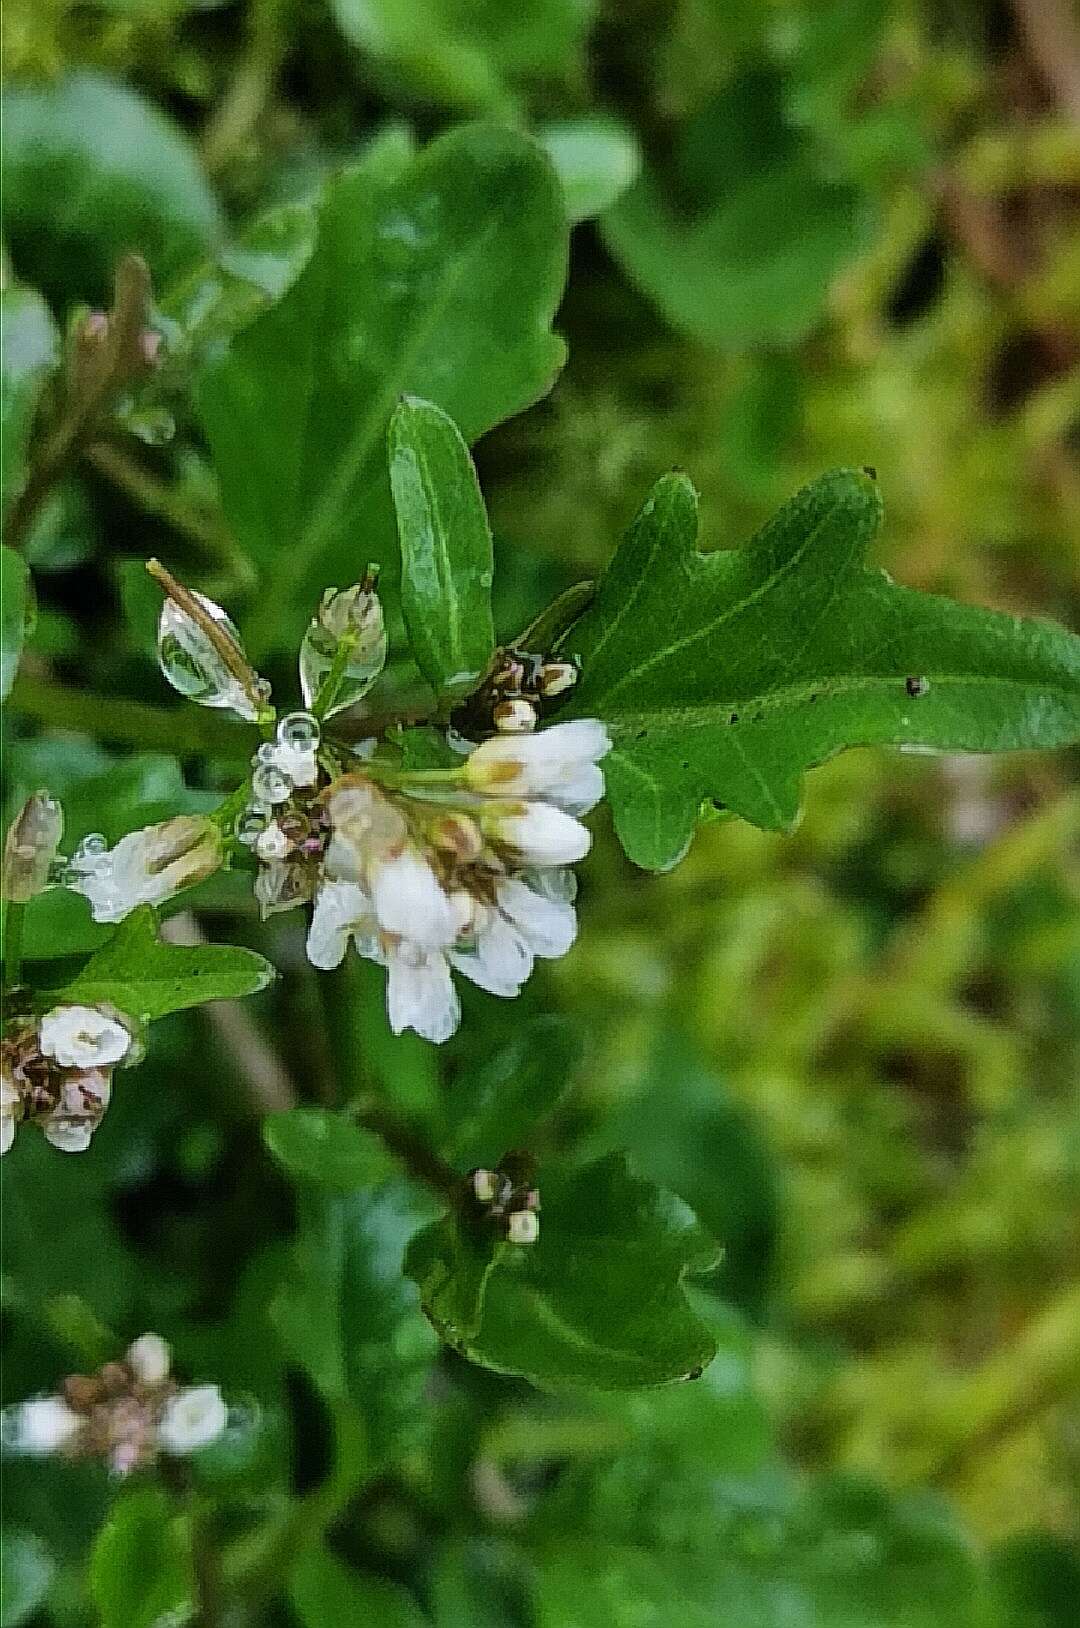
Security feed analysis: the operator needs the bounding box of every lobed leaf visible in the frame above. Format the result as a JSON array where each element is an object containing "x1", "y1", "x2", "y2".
[
  {"x1": 46, "y1": 905, "x2": 276, "y2": 1022},
  {"x1": 406, "y1": 1152, "x2": 721, "y2": 1389},
  {"x1": 567, "y1": 468, "x2": 1080, "y2": 868}
]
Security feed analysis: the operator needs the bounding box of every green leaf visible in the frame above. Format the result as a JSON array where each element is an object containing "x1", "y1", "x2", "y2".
[
  {"x1": 263, "y1": 1108, "x2": 393, "y2": 1190},
  {"x1": 442, "y1": 1013, "x2": 581, "y2": 1168},
  {"x1": 538, "y1": 116, "x2": 641, "y2": 222},
  {"x1": 1, "y1": 548, "x2": 32, "y2": 700},
  {"x1": 198, "y1": 122, "x2": 568, "y2": 658},
  {"x1": 87, "y1": 1486, "x2": 193, "y2": 1628},
  {"x1": 407, "y1": 1153, "x2": 721, "y2": 1389},
  {"x1": 155, "y1": 200, "x2": 317, "y2": 373},
  {"x1": 1, "y1": 70, "x2": 222, "y2": 303},
  {"x1": 271, "y1": 1182, "x2": 439, "y2": 1470},
  {"x1": 991, "y1": 1533, "x2": 1080, "y2": 1628},
  {"x1": 290, "y1": 1545, "x2": 427, "y2": 1628},
  {"x1": 47, "y1": 904, "x2": 276, "y2": 1022},
  {"x1": 330, "y1": 0, "x2": 596, "y2": 115},
  {"x1": 1, "y1": 286, "x2": 59, "y2": 520},
  {"x1": 389, "y1": 395, "x2": 496, "y2": 702},
  {"x1": 567, "y1": 468, "x2": 1080, "y2": 868},
  {"x1": 601, "y1": 69, "x2": 872, "y2": 348},
  {"x1": 0, "y1": 1529, "x2": 55, "y2": 1628}
]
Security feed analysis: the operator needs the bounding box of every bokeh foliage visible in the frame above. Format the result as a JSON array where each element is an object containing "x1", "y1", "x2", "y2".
[{"x1": 2, "y1": 0, "x2": 1078, "y2": 1624}]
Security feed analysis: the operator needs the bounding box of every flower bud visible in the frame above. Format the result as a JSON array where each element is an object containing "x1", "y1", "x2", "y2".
[
  {"x1": 39, "y1": 1005, "x2": 131, "y2": 1070},
  {"x1": 507, "y1": 1210, "x2": 539, "y2": 1245},
  {"x1": 67, "y1": 816, "x2": 222, "y2": 925},
  {"x1": 2, "y1": 792, "x2": 63, "y2": 904},
  {"x1": 6, "y1": 1395, "x2": 83, "y2": 1455},
  {"x1": 156, "y1": 586, "x2": 264, "y2": 722},
  {"x1": 299, "y1": 574, "x2": 387, "y2": 717},
  {"x1": 126, "y1": 1333, "x2": 171, "y2": 1387},
  {"x1": 1, "y1": 1071, "x2": 21, "y2": 1157},
  {"x1": 493, "y1": 697, "x2": 538, "y2": 735},
  {"x1": 482, "y1": 802, "x2": 591, "y2": 867},
  {"x1": 538, "y1": 660, "x2": 578, "y2": 700}
]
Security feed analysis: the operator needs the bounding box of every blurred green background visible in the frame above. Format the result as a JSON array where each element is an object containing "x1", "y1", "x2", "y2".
[{"x1": 2, "y1": 1, "x2": 1079, "y2": 1624}]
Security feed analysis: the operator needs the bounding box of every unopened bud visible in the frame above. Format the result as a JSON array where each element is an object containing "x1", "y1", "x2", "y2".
[
  {"x1": 507, "y1": 1210, "x2": 539, "y2": 1246},
  {"x1": 299, "y1": 573, "x2": 387, "y2": 717},
  {"x1": 156, "y1": 581, "x2": 264, "y2": 722},
  {"x1": 538, "y1": 660, "x2": 578, "y2": 700},
  {"x1": 429, "y1": 813, "x2": 484, "y2": 862},
  {"x1": 2, "y1": 792, "x2": 63, "y2": 903},
  {"x1": 66, "y1": 815, "x2": 222, "y2": 925},
  {"x1": 127, "y1": 1333, "x2": 171, "y2": 1387},
  {"x1": 472, "y1": 1168, "x2": 499, "y2": 1204},
  {"x1": 493, "y1": 697, "x2": 538, "y2": 734}
]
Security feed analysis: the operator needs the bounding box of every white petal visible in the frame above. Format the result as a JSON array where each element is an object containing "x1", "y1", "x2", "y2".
[
  {"x1": 158, "y1": 1384, "x2": 228, "y2": 1454},
  {"x1": 449, "y1": 909, "x2": 533, "y2": 997},
  {"x1": 491, "y1": 803, "x2": 591, "y2": 866},
  {"x1": 370, "y1": 849, "x2": 459, "y2": 949},
  {"x1": 466, "y1": 719, "x2": 610, "y2": 809},
  {"x1": 9, "y1": 1395, "x2": 82, "y2": 1454},
  {"x1": 0, "y1": 1113, "x2": 14, "y2": 1156},
  {"x1": 306, "y1": 879, "x2": 372, "y2": 970},
  {"x1": 497, "y1": 875, "x2": 577, "y2": 959},
  {"x1": 43, "y1": 1117, "x2": 95, "y2": 1153},
  {"x1": 386, "y1": 945, "x2": 460, "y2": 1042},
  {"x1": 39, "y1": 1005, "x2": 131, "y2": 1069}
]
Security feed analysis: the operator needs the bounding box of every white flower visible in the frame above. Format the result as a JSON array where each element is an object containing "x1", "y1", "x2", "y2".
[
  {"x1": 449, "y1": 905, "x2": 534, "y2": 998},
  {"x1": 158, "y1": 1384, "x2": 228, "y2": 1455},
  {"x1": 127, "y1": 1333, "x2": 171, "y2": 1387},
  {"x1": 384, "y1": 941, "x2": 460, "y2": 1043},
  {"x1": 465, "y1": 720, "x2": 610, "y2": 814},
  {"x1": 306, "y1": 879, "x2": 377, "y2": 970},
  {"x1": 39, "y1": 1005, "x2": 131, "y2": 1070},
  {"x1": 255, "y1": 822, "x2": 289, "y2": 862},
  {"x1": 41, "y1": 1070, "x2": 111, "y2": 1153},
  {"x1": 1, "y1": 1072, "x2": 20, "y2": 1157},
  {"x1": 485, "y1": 802, "x2": 592, "y2": 867},
  {"x1": 8, "y1": 1395, "x2": 82, "y2": 1455},
  {"x1": 507, "y1": 1210, "x2": 539, "y2": 1245},
  {"x1": 268, "y1": 740, "x2": 318, "y2": 790},
  {"x1": 369, "y1": 847, "x2": 460, "y2": 949},
  {"x1": 68, "y1": 816, "x2": 221, "y2": 924}
]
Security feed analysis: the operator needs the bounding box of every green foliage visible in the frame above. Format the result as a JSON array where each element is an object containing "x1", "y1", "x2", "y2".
[
  {"x1": 1, "y1": 547, "x2": 33, "y2": 701},
  {"x1": 568, "y1": 469, "x2": 1080, "y2": 866},
  {"x1": 408, "y1": 1153, "x2": 722, "y2": 1387},
  {"x1": 0, "y1": 1530, "x2": 55, "y2": 1628},
  {"x1": 87, "y1": 1487, "x2": 193, "y2": 1628},
  {"x1": 45, "y1": 904, "x2": 276, "y2": 1021},
  {"x1": 389, "y1": 395, "x2": 496, "y2": 702},
  {"x1": 0, "y1": 71, "x2": 222, "y2": 302},
  {"x1": 1, "y1": 286, "x2": 59, "y2": 518},
  {"x1": 263, "y1": 1108, "x2": 393, "y2": 1190},
  {"x1": 197, "y1": 122, "x2": 568, "y2": 655}
]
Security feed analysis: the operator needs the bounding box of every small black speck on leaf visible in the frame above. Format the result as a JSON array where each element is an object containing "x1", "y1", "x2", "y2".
[
  {"x1": 863, "y1": 465, "x2": 878, "y2": 480},
  {"x1": 729, "y1": 712, "x2": 739, "y2": 725},
  {"x1": 905, "y1": 675, "x2": 929, "y2": 698}
]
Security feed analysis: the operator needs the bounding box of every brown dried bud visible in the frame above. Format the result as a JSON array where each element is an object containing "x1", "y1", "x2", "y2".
[{"x1": 2, "y1": 792, "x2": 63, "y2": 903}]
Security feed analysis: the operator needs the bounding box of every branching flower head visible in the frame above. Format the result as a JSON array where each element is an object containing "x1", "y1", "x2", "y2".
[{"x1": 2, "y1": 1004, "x2": 135, "y2": 1156}]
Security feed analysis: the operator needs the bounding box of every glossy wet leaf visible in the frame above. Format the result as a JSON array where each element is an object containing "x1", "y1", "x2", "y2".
[
  {"x1": 87, "y1": 1486, "x2": 193, "y2": 1628},
  {"x1": 441, "y1": 1013, "x2": 581, "y2": 1168},
  {"x1": 198, "y1": 122, "x2": 568, "y2": 658},
  {"x1": 407, "y1": 1153, "x2": 721, "y2": 1388},
  {"x1": 263, "y1": 1108, "x2": 393, "y2": 1190},
  {"x1": 1, "y1": 548, "x2": 33, "y2": 700},
  {"x1": 47, "y1": 904, "x2": 276, "y2": 1021},
  {"x1": 389, "y1": 395, "x2": 496, "y2": 702},
  {"x1": 566, "y1": 468, "x2": 1080, "y2": 868},
  {"x1": 601, "y1": 69, "x2": 872, "y2": 348},
  {"x1": 271, "y1": 1182, "x2": 439, "y2": 1470},
  {"x1": 1, "y1": 70, "x2": 222, "y2": 303},
  {"x1": 1, "y1": 286, "x2": 59, "y2": 520}
]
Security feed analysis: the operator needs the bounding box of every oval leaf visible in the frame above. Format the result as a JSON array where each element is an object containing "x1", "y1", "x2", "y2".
[{"x1": 389, "y1": 395, "x2": 495, "y2": 702}]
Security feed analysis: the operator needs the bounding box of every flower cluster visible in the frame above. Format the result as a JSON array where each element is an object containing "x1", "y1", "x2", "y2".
[
  {"x1": 2, "y1": 1003, "x2": 136, "y2": 1155},
  {"x1": 2, "y1": 1334, "x2": 229, "y2": 1477},
  {"x1": 303, "y1": 718, "x2": 611, "y2": 1042},
  {"x1": 471, "y1": 1163, "x2": 541, "y2": 1244}
]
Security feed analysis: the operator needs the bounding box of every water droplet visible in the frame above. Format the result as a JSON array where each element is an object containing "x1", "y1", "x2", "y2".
[
  {"x1": 277, "y1": 711, "x2": 320, "y2": 750},
  {"x1": 157, "y1": 593, "x2": 260, "y2": 722},
  {"x1": 75, "y1": 833, "x2": 108, "y2": 860},
  {"x1": 251, "y1": 765, "x2": 290, "y2": 805},
  {"x1": 255, "y1": 742, "x2": 278, "y2": 765},
  {"x1": 235, "y1": 807, "x2": 267, "y2": 847}
]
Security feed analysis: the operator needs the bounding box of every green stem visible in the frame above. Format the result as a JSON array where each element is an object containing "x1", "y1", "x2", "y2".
[
  {"x1": 8, "y1": 674, "x2": 255, "y2": 759},
  {"x1": 311, "y1": 633, "x2": 357, "y2": 722},
  {"x1": 2, "y1": 901, "x2": 25, "y2": 989}
]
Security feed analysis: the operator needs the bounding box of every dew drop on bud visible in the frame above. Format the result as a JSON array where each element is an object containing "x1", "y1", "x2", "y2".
[
  {"x1": 235, "y1": 807, "x2": 267, "y2": 847},
  {"x1": 277, "y1": 711, "x2": 320, "y2": 750},
  {"x1": 157, "y1": 593, "x2": 260, "y2": 721},
  {"x1": 299, "y1": 578, "x2": 387, "y2": 716},
  {"x1": 251, "y1": 765, "x2": 291, "y2": 805}
]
